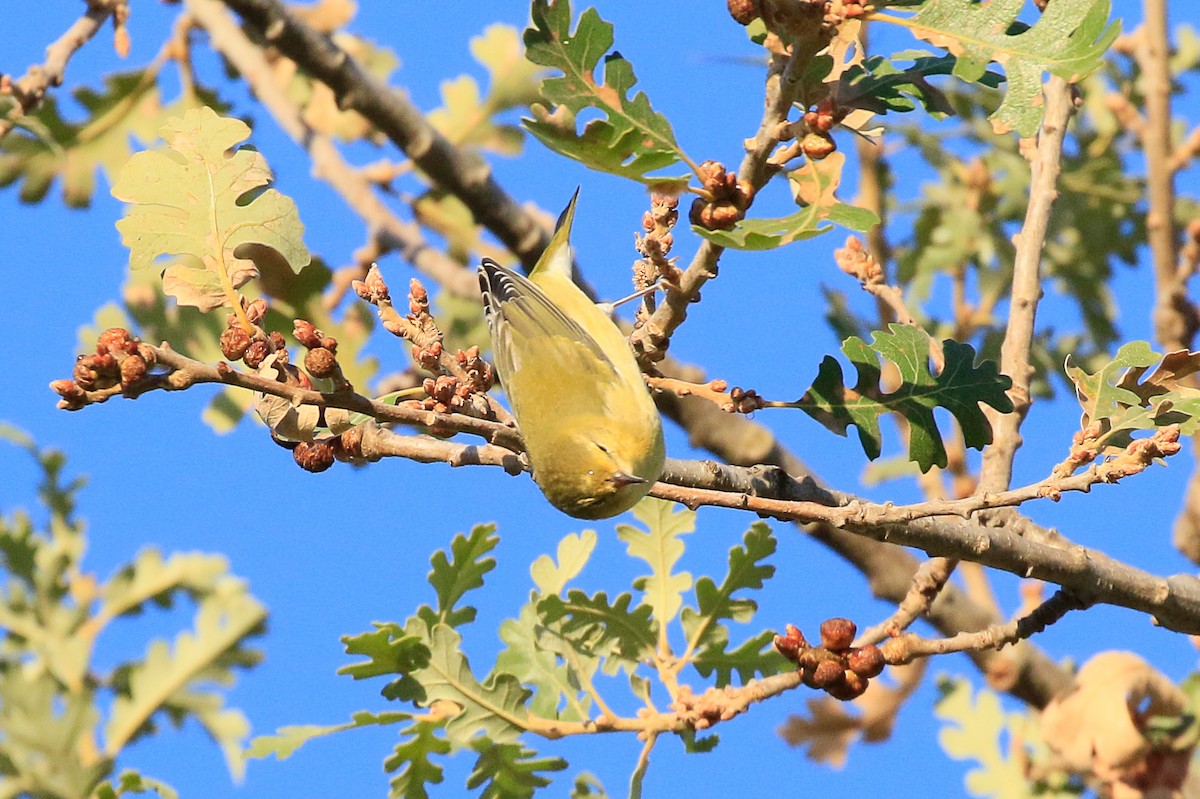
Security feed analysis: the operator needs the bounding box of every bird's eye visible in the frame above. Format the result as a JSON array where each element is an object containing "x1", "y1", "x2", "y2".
[{"x1": 594, "y1": 442, "x2": 610, "y2": 454}]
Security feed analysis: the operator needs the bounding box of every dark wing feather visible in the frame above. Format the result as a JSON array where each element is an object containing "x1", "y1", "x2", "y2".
[{"x1": 478, "y1": 259, "x2": 614, "y2": 380}]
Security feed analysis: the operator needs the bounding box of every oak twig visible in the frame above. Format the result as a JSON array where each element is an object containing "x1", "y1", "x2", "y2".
[{"x1": 0, "y1": 0, "x2": 123, "y2": 140}]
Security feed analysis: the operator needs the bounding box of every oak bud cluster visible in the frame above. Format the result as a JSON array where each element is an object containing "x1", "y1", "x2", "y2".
[
  {"x1": 774, "y1": 618, "x2": 886, "y2": 701},
  {"x1": 689, "y1": 161, "x2": 752, "y2": 231},
  {"x1": 52, "y1": 327, "x2": 158, "y2": 409}
]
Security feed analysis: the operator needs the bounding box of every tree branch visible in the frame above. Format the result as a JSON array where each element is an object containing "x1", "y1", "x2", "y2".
[
  {"x1": 0, "y1": 0, "x2": 122, "y2": 140},
  {"x1": 880, "y1": 589, "x2": 1089, "y2": 663},
  {"x1": 1135, "y1": 4, "x2": 1193, "y2": 353},
  {"x1": 978, "y1": 76, "x2": 1074, "y2": 494},
  {"x1": 630, "y1": 44, "x2": 806, "y2": 364}
]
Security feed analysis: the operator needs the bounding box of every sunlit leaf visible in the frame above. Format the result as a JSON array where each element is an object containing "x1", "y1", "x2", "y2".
[
  {"x1": 246, "y1": 710, "x2": 411, "y2": 761},
  {"x1": 111, "y1": 107, "x2": 310, "y2": 311},
  {"x1": 617, "y1": 499, "x2": 694, "y2": 629},
  {"x1": 523, "y1": 0, "x2": 690, "y2": 189},
  {"x1": 415, "y1": 524, "x2": 499, "y2": 630},
  {"x1": 466, "y1": 739, "x2": 567, "y2": 799},
  {"x1": 902, "y1": 0, "x2": 1120, "y2": 134}
]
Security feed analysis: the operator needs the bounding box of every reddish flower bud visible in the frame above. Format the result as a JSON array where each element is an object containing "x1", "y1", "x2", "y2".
[
  {"x1": 819, "y1": 618, "x2": 856, "y2": 651},
  {"x1": 120, "y1": 355, "x2": 147, "y2": 385},
  {"x1": 220, "y1": 326, "x2": 252, "y2": 361},
  {"x1": 847, "y1": 645, "x2": 885, "y2": 678},
  {"x1": 293, "y1": 440, "x2": 335, "y2": 473},
  {"x1": 304, "y1": 347, "x2": 338, "y2": 379}
]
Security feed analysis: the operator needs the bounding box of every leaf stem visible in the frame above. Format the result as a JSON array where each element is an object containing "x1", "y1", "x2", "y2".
[{"x1": 628, "y1": 732, "x2": 657, "y2": 799}]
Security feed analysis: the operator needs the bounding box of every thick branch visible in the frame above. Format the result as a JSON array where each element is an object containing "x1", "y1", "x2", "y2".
[{"x1": 1136, "y1": 4, "x2": 1192, "y2": 353}]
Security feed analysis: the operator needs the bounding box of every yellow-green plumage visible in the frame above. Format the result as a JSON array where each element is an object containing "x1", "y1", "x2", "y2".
[{"x1": 478, "y1": 192, "x2": 665, "y2": 519}]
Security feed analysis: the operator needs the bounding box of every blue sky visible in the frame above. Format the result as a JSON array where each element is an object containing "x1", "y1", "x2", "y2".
[{"x1": 2, "y1": 2, "x2": 1199, "y2": 797}]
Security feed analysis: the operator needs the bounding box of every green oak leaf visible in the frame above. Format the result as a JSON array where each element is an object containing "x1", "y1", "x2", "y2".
[
  {"x1": 903, "y1": 0, "x2": 1120, "y2": 135},
  {"x1": 617, "y1": 499, "x2": 694, "y2": 630},
  {"x1": 245, "y1": 710, "x2": 411, "y2": 761},
  {"x1": 415, "y1": 524, "x2": 499, "y2": 630},
  {"x1": 836, "y1": 52, "x2": 1002, "y2": 119},
  {"x1": 495, "y1": 602, "x2": 594, "y2": 721},
  {"x1": 385, "y1": 719, "x2": 452, "y2": 799},
  {"x1": 466, "y1": 739, "x2": 567, "y2": 799},
  {"x1": 693, "y1": 153, "x2": 879, "y2": 250},
  {"x1": 0, "y1": 71, "x2": 219, "y2": 208},
  {"x1": 680, "y1": 522, "x2": 777, "y2": 684},
  {"x1": 798, "y1": 324, "x2": 1013, "y2": 471},
  {"x1": 338, "y1": 623, "x2": 431, "y2": 702},
  {"x1": 536, "y1": 590, "x2": 656, "y2": 672},
  {"x1": 93, "y1": 770, "x2": 179, "y2": 799},
  {"x1": 428, "y1": 24, "x2": 543, "y2": 156},
  {"x1": 530, "y1": 530, "x2": 597, "y2": 595},
  {"x1": 104, "y1": 587, "x2": 266, "y2": 768},
  {"x1": 1064, "y1": 343, "x2": 1200, "y2": 457},
  {"x1": 690, "y1": 630, "x2": 788, "y2": 686},
  {"x1": 523, "y1": 0, "x2": 690, "y2": 189},
  {"x1": 419, "y1": 624, "x2": 530, "y2": 748}
]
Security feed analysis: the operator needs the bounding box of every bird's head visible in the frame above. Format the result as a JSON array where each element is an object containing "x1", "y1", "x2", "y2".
[{"x1": 532, "y1": 419, "x2": 661, "y2": 520}]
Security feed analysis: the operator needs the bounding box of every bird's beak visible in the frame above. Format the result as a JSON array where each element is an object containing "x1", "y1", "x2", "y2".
[{"x1": 611, "y1": 471, "x2": 647, "y2": 488}]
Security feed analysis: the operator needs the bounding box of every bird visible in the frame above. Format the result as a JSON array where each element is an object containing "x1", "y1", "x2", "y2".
[{"x1": 478, "y1": 191, "x2": 665, "y2": 519}]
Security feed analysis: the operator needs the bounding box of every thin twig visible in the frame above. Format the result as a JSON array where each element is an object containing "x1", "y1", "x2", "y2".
[
  {"x1": 854, "y1": 556, "x2": 959, "y2": 646},
  {"x1": 629, "y1": 733, "x2": 657, "y2": 799},
  {"x1": 58, "y1": 341, "x2": 1200, "y2": 631},
  {"x1": 630, "y1": 45, "x2": 808, "y2": 365},
  {"x1": 880, "y1": 589, "x2": 1089, "y2": 663},
  {"x1": 0, "y1": 0, "x2": 122, "y2": 140}
]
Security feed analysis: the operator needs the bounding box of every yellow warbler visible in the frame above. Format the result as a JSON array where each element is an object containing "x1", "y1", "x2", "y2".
[{"x1": 478, "y1": 192, "x2": 665, "y2": 519}]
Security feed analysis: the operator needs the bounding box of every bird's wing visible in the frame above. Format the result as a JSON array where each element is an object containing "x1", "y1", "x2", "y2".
[{"x1": 478, "y1": 259, "x2": 617, "y2": 381}]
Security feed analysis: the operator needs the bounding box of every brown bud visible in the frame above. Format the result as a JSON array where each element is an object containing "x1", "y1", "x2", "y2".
[
  {"x1": 774, "y1": 634, "x2": 801, "y2": 662},
  {"x1": 810, "y1": 660, "x2": 845, "y2": 689},
  {"x1": 120, "y1": 355, "x2": 147, "y2": 385},
  {"x1": 269, "y1": 331, "x2": 287, "y2": 351},
  {"x1": 336, "y1": 427, "x2": 364, "y2": 460},
  {"x1": 727, "y1": 0, "x2": 759, "y2": 24},
  {"x1": 96, "y1": 327, "x2": 133, "y2": 355},
  {"x1": 801, "y1": 132, "x2": 836, "y2": 160},
  {"x1": 409, "y1": 278, "x2": 430, "y2": 316},
  {"x1": 689, "y1": 198, "x2": 742, "y2": 231},
  {"x1": 826, "y1": 670, "x2": 869, "y2": 701},
  {"x1": 819, "y1": 618, "x2": 856, "y2": 651},
  {"x1": 73, "y1": 358, "x2": 99, "y2": 391},
  {"x1": 293, "y1": 440, "x2": 335, "y2": 473},
  {"x1": 245, "y1": 298, "x2": 269, "y2": 324},
  {"x1": 50, "y1": 379, "x2": 87, "y2": 409},
  {"x1": 244, "y1": 339, "x2": 271, "y2": 369},
  {"x1": 304, "y1": 347, "x2": 337, "y2": 379},
  {"x1": 847, "y1": 645, "x2": 885, "y2": 678},
  {"x1": 220, "y1": 326, "x2": 252, "y2": 361},
  {"x1": 293, "y1": 319, "x2": 322, "y2": 349},
  {"x1": 136, "y1": 343, "x2": 157, "y2": 367}
]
